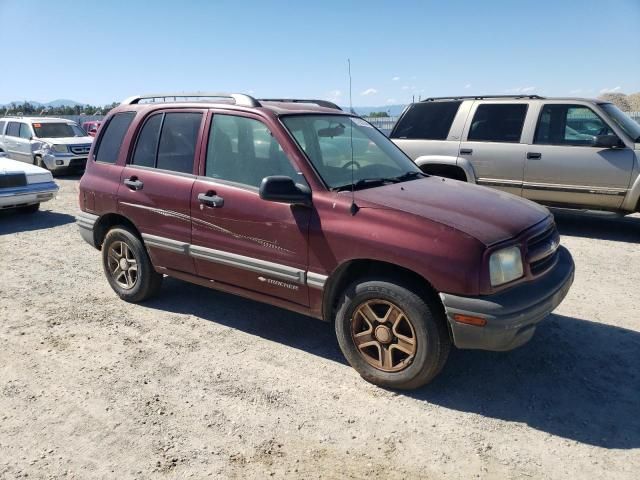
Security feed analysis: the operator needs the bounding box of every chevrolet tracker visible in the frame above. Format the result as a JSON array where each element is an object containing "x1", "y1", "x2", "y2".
[{"x1": 77, "y1": 93, "x2": 575, "y2": 389}]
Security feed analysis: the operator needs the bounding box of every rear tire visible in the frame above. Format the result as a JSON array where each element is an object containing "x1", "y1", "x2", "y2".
[
  {"x1": 335, "y1": 278, "x2": 450, "y2": 390},
  {"x1": 102, "y1": 227, "x2": 162, "y2": 302}
]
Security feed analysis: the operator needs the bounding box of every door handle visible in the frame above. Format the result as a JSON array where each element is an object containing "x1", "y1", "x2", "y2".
[
  {"x1": 124, "y1": 177, "x2": 144, "y2": 190},
  {"x1": 459, "y1": 148, "x2": 473, "y2": 155},
  {"x1": 198, "y1": 191, "x2": 224, "y2": 208},
  {"x1": 527, "y1": 152, "x2": 542, "y2": 160}
]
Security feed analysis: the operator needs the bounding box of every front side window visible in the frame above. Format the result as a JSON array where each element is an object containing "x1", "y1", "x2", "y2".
[
  {"x1": 467, "y1": 104, "x2": 528, "y2": 143},
  {"x1": 19, "y1": 123, "x2": 32, "y2": 139},
  {"x1": 205, "y1": 114, "x2": 303, "y2": 188},
  {"x1": 131, "y1": 112, "x2": 201, "y2": 174},
  {"x1": 534, "y1": 105, "x2": 613, "y2": 146},
  {"x1": 6, "y1": 122, "x2": 20, "y2": 137},
  {"x1": 282, "y1": 115, "x2": 421, "y2": 190},
  {"x1": 32, "y1": 122, "x2": 86, "y2": 138},
  {"x1": 391, "y1": 101, "x2": 461, "y2": 140},
  {"x1": 94, "y1": 112, "x2": 136, "y2": 164}
]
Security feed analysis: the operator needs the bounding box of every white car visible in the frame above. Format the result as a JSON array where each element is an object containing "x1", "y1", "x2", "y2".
[
  {"x1": 0, "y1": 116, "x2": 93, "y2": 172},
  {"x1": 0, "y1": 153, "x2": 58, "y2": 213}
]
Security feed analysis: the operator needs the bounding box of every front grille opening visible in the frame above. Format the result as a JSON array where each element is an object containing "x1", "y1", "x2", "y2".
[{"x1": 527, "y1": 224, "x2": 560, "y2": 276}]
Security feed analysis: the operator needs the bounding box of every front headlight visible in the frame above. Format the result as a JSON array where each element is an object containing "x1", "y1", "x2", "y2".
[
  {"x1": 489, "y1": 246, "x2": 523, "y2": 286},
  {"x1": 52, "y1": 144, "x2": 68, "y2": 153}
]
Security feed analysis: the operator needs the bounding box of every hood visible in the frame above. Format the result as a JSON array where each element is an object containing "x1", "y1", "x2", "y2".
[
  {"x1": 352, "y1": 176, "x2": 550, "y2": 246},
  {"x1": 36, "y1": 136, "x2": 93, "y2": 145},
  {"x1": 0, "y1": 156, "x2": 53, "y2": 183}
]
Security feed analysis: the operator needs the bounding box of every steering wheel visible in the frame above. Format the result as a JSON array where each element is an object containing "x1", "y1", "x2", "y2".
[{"x1": 342, "y1": 160, "x2": 361, "y2": 171}]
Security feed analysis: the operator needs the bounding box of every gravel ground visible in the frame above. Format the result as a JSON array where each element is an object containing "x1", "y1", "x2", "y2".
[{"x1": 1, "y1": 176, "x2": 639, "y2": 480}]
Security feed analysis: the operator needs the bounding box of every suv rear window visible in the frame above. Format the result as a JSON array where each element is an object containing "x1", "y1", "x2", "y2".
[
  {"x1": 95, "y1": 112, "x2": 135, "y2": 164},
  {"x1": 391, "y1": 101, "x2": 461, "y2": 140},
  {"x1": 467, "y1": 104, "x2": 528, "y2": 143},
  {"x1": 131, "y1": 112, "x2": 202, "y2": 174}
]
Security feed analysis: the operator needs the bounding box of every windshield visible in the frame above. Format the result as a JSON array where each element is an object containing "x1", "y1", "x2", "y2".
[
  {"x1": 32, "y1": 122, "x2": 87, "y2": 138},
  {"x1": 600, "y1": 104, "x2": 640, "y2": 142},
  {"x1": 281, "y1": 115, "x2": 422, "y2": 190}
]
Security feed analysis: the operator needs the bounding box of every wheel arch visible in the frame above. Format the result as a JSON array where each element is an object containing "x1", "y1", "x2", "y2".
[
  {"x1": 414, "y1": 155, "x2": 477, "y2": 183},
  {"x1": 321, "y1": 259, "x2": 444, "y2": 324},
  {"x1": 93, "y1": 212, "x2": 143, "y2": 250}
]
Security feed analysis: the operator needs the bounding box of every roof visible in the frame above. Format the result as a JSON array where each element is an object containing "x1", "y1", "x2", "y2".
[
  {"x1": 418, "y1": 95, "x2": 603, "y2": 104},
  {"x1": 0, "y1": 116, "x2": 78, "y2": 123},
  {"x1": 118, "y1": 93, "x2": 348, "y2": 116}
]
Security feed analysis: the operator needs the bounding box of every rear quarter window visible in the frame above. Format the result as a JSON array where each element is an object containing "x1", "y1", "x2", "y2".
[
  {"x1": 391, "y1": 101, "x2": 461, "y2": 140},
  {"x1": 94, "y1": 112, "x2": 136, "y2": 164},
  {"x1": 0, "y1": 121, "x2": 6, "y2": 135}
]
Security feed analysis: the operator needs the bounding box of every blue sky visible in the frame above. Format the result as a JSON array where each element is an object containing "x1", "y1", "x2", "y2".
[{"x1": 1, "y1": 0, "x2": 639, "y2": 107}]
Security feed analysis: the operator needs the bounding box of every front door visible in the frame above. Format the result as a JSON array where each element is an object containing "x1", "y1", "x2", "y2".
[
  {"x1": 458, "y1": 102, "x2": 529, "y2": 196},
  {"x1": 522, "y1": 103, "x2": 634, "y2": 209},
  {"x1": 117, "y1": 109, "x2": 205, "y2": 273},
  {"x1": 191, "y1": 111, "x2": 311, "y2": 305}
]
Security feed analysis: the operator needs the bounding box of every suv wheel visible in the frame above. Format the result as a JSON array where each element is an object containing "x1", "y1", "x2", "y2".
[
  {"x1": 335, "y1": 279, "x2": 450, "y2": 389},
  {"x1": 33, "y1": 155, "x2": 48, "y2": 170},
  {"x1": 102, "y1": 227, "x2": 162, "y2": 302}
]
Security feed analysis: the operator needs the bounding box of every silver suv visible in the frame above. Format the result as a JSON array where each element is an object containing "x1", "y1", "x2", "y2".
[
  {"x1": 390, "y1": 95, "x2": 640, "y2": 214},
  {"x1": 0, "y1": 117, "x2": 93, "y2": 172}
]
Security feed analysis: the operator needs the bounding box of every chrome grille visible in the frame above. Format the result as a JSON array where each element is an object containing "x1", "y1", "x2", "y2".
[
  {"x1": 70, "y1": 145, "x2": 91, "y2": 155},
  {"x1": 527, "y1": 224, "x2": 560, "y2": 276}
]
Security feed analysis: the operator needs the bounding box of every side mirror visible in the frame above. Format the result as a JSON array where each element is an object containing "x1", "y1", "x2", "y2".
[
  {"x1": 259, "y1": 176, "x2": 311, "y2": 206},
  {"x1": 594, "y1": 135, "x2": 624, "y2": 149}
]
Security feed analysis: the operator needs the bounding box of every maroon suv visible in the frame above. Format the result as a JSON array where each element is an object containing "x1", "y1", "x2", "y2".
[{"x1": 77, "y1": 93, "x2": 574, "y2": 389}]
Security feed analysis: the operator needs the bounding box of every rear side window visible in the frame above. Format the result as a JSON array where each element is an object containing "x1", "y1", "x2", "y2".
[
  {"x1": 19, "y1": 123, "x2": 32, "y2": 139},
  {"x1": 534, "y1": 104, "x2": 614, "y2": 146},
  {"x1": 6, "y1": 122, "x2": 20, "y2": 137},
  {"x1": 391, "y1": 101, "x2": 461, "y2": 140},
  {"x1": 131, "y1": 112, "x2": 202, "y2": 174},
  {"x1": 95, "y1": 112, "x2": 135, "y2": 164},
  {"x1": 467, "y1": 104, "x2": 528, "y2": 143}
]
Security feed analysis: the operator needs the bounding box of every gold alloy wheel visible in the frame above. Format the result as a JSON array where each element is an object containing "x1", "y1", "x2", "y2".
[
  {"x1": 350, "y1": 299, "x2": 417, "y2": 372},
  {"x1": 107, "y1": 241, "x2": 138, "y2": 289}
]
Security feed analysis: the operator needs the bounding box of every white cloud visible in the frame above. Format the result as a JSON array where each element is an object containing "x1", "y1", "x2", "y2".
[
  {"x1": 505, "y1": 86, "x2": 537, "y2": 94},
  {"x1": 392, "y1": 76, "x2": 400, "y2": 81},
  {"x1": 600, "y1": 86, "x2": 621, "y2": 94},
  {"x1": 401, "y1": 85, "x2": 410, "y2": 90},
  {"x1": 327, "y1": 89, "x2": 342, "y2": 102},
  {"x1": 361, "y1": 88, "x2": 378, "y2": 96},
  {"x1": 464, "y1": 83, "x2": 471, "y2": 89},
  {"x1": 386, "y1": 98, "x2": 397, "y2": 104}
]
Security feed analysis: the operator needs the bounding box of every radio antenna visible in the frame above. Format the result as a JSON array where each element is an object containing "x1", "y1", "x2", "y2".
[{"x1": 348, "y1": 59, "x2": 359, "y2": 215}]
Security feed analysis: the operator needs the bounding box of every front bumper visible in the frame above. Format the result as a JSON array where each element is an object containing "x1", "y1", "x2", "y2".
[
  {"x1": 439, "y1": 246, "x2": 575, "y2": 351},
  {"x1": 42, "y1": 153, "x2": 88, "y2": 171},
  {"x1": 0, "y1": 181, "x2": 59, "y2": 208}
]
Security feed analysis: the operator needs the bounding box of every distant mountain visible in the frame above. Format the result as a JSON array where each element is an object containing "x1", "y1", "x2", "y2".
[
  {"x1": 1, "y1": 99, "x2": 85, "y2": 108},
  {"x1": 344, "y1": 104, "x2": 407, "y2": 117}
]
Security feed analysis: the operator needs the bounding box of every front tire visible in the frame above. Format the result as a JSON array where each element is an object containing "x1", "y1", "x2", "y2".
[
  {"x1": 335, "y1": 279, "x2": 450, "y2": 390},
  {"x1": 102, "y1": 227, "x2": 162, "y2": 302}
]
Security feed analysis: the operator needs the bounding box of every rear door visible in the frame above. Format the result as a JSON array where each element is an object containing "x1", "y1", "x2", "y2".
[
  {"x1": 190, "y1": 111, "x2": 311, "y2": 305},
  {"x1": 3, "y1": 122, "x2": 22, "y2": 161},
  {"x1": 15, "y1": 122, "x2": 34, "y2": 163},
  {"x1": 522, "y1": 103, "x2": 634, "y2": 209},
  {"x1": 458, "y1": 102, "x2": 529, "y2": 196},
  {"x1": 118, "y1": 109, "x2": 205, "y2": 274}
]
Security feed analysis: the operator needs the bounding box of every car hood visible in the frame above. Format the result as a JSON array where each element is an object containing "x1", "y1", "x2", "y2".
[
  {"x1": 352, "y1": 176, "x2": 550, "y2": 246},
  {"x1": 36, "y1": 136, "x2": 93, "y2": 145},
  {"x1": 0, "y1": 156, "x2": 53, "y2": 183}
]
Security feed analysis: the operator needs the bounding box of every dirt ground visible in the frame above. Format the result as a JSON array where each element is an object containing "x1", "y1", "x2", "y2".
[{"x1": 1, "y1": 176, "x2": 639, "y2": 480}]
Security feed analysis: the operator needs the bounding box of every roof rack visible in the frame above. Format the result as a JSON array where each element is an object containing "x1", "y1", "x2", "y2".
[
  {"x1": 421, "y1": 95, "x2": 545, "y2": 102},
  {"x1": 120, "y1": 92, "x2": 261, "y2": 108},
  {"x1": 258, "y1": 99, "x2": 342, "y2": 111}
]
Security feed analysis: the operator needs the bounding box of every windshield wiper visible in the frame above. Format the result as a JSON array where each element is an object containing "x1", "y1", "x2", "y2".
[
  {"x1": 393, "y1": 171, "x2": 425, "y2": 182},
  {"x1": 333, "y1": 177, "x2": 399, "y2": 192}
]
